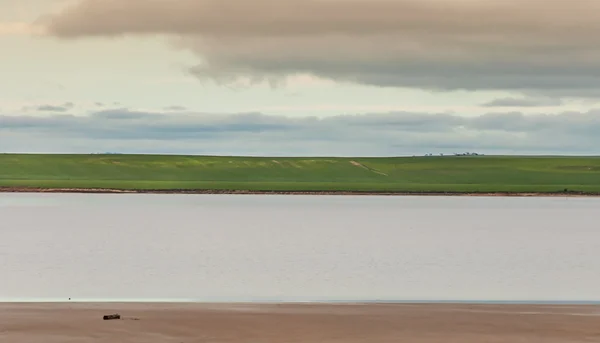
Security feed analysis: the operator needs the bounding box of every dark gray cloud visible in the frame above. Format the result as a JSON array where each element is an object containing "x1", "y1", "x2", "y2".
[
  {"x1": 33, "y1": 102, "x2": 74, "y2": 112},
  {"x1": 38, "y1": 0, "x2": 600, "y2": 95},
  {"x1": 482, "y1": 97, "x2": 564, "y2": 108},
  {"x1": 2, "y1": 108, "x2": 600, "y2": 155},
  {"x1": 91, "y1": 108, "x2": 163, "y2": 120}
]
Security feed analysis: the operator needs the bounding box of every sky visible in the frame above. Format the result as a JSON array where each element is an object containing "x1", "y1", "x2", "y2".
[{"x1": 2, "y1": 0, "x2": 600, "y2": 156}]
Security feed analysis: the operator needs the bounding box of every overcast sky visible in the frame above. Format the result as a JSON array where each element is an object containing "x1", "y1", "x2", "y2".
[{"x1": 2, "y1": 0, "x2": 600, "y2": 156}]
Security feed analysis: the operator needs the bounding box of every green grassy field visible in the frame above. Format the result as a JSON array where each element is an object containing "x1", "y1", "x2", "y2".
[{"x1": 1, "y1": 154, "x2": 600, "y2": 194}]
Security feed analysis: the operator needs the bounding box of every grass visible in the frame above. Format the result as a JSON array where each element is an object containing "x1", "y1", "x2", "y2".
[{"x1": 1, "y1": 154, "x2": 600, "y2": 194}]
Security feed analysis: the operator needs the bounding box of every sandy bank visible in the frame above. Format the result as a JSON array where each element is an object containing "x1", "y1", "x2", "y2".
[
  {"x1": 0, "y1": 187, "x2": 598, "y2": 197},
  {"x1": 1, "y1": 303, "x2": 599, "y2": 342}
]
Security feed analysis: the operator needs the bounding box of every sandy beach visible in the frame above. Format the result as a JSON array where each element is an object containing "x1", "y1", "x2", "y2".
[{"x1": 1, "y1": 303, "x2": 599, "y2": 342}]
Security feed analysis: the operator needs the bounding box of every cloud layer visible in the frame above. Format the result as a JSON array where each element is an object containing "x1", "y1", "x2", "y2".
[
  {"x1": 481, "y1": 97, "x2": 564, "y2": 108},
  {"x1": 2, "y1": 108, "x2": 600, "y2": 155},
  {"x1": 0, "y1": 22, "x2": 42, "y2": 36},
  {"x1": 33, "y1": 102, "x2": 75, "y2": 112},
  {"x1": 40, "y1": 0, "x2": 600, "y2": 94}
]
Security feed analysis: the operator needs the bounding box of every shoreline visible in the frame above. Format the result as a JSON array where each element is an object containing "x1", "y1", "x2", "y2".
[
  {"x1": 0, "y1": 187, "x2": 598, "y2": 197},
  {"x1": 3, "y1": 300, "x2": 600, "y2": 305}
]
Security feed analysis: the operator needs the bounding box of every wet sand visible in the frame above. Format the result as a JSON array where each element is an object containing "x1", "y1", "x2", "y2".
[{"x1": 1, "y1": 303, "x2": 600, "y2": 342}]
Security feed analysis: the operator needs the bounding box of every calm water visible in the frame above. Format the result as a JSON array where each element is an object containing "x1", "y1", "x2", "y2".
[{"x1": 1, "y1": 193, "x2": 599, "y2": 303}]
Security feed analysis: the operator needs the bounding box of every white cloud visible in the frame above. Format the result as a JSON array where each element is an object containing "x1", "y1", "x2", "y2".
[{"x1": 0, "y1": 22, "x2": 42, "y2": 36}]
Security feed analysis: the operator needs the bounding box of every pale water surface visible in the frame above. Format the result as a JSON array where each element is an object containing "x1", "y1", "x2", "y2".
[{"x1": 1, "y1": 194, "x2": 599, "y2": 302}]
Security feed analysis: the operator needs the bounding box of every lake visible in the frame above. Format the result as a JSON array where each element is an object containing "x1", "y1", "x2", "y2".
[{"x1": 1, "y1": 193, "x2": 599, "y2": 303}]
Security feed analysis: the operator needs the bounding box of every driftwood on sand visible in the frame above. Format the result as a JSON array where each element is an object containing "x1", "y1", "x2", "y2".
[{"x1": 103, "y1": 314, "x2": 121, "y2": 320}]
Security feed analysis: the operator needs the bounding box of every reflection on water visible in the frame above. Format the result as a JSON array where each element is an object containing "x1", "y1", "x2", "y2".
[{"x1": 1, "y1": 193, "x2": 599, "y2": 302}]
